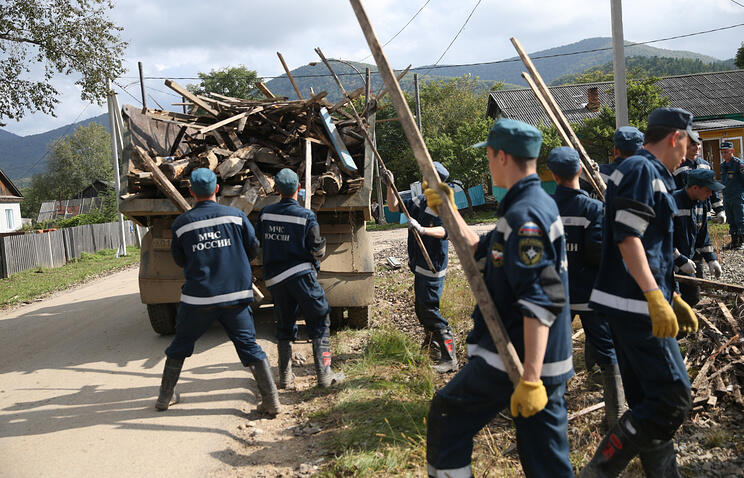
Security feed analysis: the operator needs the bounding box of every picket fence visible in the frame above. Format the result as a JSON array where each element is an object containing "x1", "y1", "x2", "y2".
[{"x1": 0, "y1": 220, "x2": 147, "y2": 278}]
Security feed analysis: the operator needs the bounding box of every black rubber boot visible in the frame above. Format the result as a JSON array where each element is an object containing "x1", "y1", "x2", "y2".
[
  {"x1": 277, "y1": 340, "x2": 296, "y2": 389},
  {"x1": 421, "y1": 330, "x2": 441, "y2": 361},
  {"x1": 155, "y1": 357, "x2": 183, "y2": 411},
  {"x1": 599, "y1": 363, "x2": 626, "y2": 429},
  {"x1": 432, "y1": 327, "x2": 458, "y2": 373},
  {"x1": 312, "y1": 337, "x2": 345, "y2": 388},
  {"x1": 639, "y1": 440, "x2": 682, "y2": 478},
  {"x1": 578, "y1": 412, "x2": 642, "y2": 478},
  {"x1": 249, "y1": 358, "x2": 281, "y2": 416}
]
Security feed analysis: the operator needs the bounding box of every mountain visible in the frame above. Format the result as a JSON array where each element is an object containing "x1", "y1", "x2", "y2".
[{"x1": 0, "y1": 114, "x2": 109, "y2": 185}]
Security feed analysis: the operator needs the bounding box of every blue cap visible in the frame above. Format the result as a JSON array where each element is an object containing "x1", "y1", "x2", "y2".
[
  {"x1": 190, "y1": 168, "x2": 217, "y2": 196},
  {"x1": 613, "y1": 126, "x2": 644, "y2": 153},
  {"x1": 721, "y1": 141, "x2": 734, "y2": 149},
  {"x1": 275, "y1": 168, "x2": 299, "y2": 195},
  {"x1": 648, "y1": 107, "x2": 698, "y2": 143},
  {"x1": 433, "y1": 161, "x2": 450, "y2": 182},
  {"x1": 473, "y1": 118, "x2": 543, "y2": 158},
  {"x1": 687, "y1": 168, "x2": 724, "y2": 192},
  {"x1": 546, "y1": 146, "x2": 581, "y2": 177}
]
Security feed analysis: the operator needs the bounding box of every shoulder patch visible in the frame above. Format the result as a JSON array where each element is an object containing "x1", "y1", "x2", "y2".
[
  {"x1": 519, "y1": 238, "x2": 544, "y2": 266},
  {"x1": 518, "y1": 221, "x2": 542, "y2": 237},
  {"x1": 490, "y1": 242, "x2": 504, "y2": 267}
]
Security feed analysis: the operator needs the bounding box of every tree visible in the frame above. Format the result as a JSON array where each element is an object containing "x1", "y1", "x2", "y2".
[
  {"x1": 187, "y1": 66, "x2": 261, "y2": 99},
  {"x1": 21, "y1": 122, "x2": 112, "y2": 220},
  {"x1": 736, "y1": 42, "x2": 744, "y2": 69},
  {"x1": 0, "y1": 0, "x2": 127, "y2": 124}
]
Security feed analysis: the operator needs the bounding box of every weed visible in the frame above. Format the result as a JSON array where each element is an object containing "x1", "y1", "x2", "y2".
[{"x1": 703, "y1": 427, "x2": 729, "y2": 449}]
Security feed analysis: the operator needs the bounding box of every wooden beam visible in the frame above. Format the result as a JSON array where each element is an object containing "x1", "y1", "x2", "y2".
[
  {"x1": 255, "y1": 82, "x2": 277, "y2": 99},
  {"x1": 164, "y1": 79, "x2": 219, "y2": 117},
  {"x1": 349, "y1": 0, "x2": 523, "y2": 384},
  {"x1": 277, "y1": 52, "x2": 304, "y2": 100},
  {"x1": 376, "y1": 66, "x2": 411, "y2": 102},
  {"x1": 134, "y1": 146, "x2": 191, "y2": 212},
  {"x1": 305, "y1": 139, "x2": 312, "y2": 209},
  {"x1": 716, "y1": 301, "x2": 740, "y2": 334},
  {"x1": 675, "y1": 274, "x2": 744, "y2": 295}
]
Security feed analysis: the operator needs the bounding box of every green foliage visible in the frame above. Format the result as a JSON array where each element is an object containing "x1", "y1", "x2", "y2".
[
  {"x1": 20, "y1": 123, "x2": 113, "y2": 221},
  {"x1": 0, "y1": 0, "x2": 126, "y2": 123},
  {"x1": 186, "y1": 65, "x2": 261, "y2": 99},
  {"x1": 374, "y1": 95, "x2": 419, "y2": 189},
  {"x1": 575, "y1": 77, "x2": 670, "y2": 163},
  {"x1": 736, "y1": 42, "x2": 744, "y2": 69}
]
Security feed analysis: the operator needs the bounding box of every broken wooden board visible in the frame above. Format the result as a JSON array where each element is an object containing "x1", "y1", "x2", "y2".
[
  {"x1": 319, "y1": 107, "x2": 357, "y2": 174},
  {"x1": 134, "y1": 146, "x2": 191, "y2": 212},
  {"x1": 165, "y1": 80, "x2": 219, "y2": 117}
]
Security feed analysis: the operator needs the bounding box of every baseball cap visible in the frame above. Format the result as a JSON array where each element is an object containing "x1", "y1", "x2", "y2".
[
  {"x1": 546, "y1": 146, "x2": 581, "y2": 177},
  {"x1": 687, "y1": 168, "x2": 724, "y2": 192},
  {"x1": 473, "y1": 118, "x2": 543, "y2": 159},
  {"x1": 613, "y1": 126, "x2": 644, "y2": 153},
  {"x1": 190, "y1": 168, "x2": 217, "y2": 196},
  {"x1": 275, "y1": 168, "x2": 299, "y2": 195},
  {"x1": 647, "y1": 107, "x2": 699, "y2": 143},
  {"x1": 721, "y1": 141, "x2": 734, "y2": 150}
]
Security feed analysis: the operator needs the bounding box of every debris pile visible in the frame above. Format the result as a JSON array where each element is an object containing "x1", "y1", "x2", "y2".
[
  {"x1": 122, "y1": 80, "x2": 373, "y2": 212},
  {"x1": 683, "y1": 298, "x2": 744, "y2": 411}
]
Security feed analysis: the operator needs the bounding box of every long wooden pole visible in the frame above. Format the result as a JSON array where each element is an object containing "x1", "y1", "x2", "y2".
[
  {"x1": 349, "y1": 0, "x2": 523, "y2": 384},
  {"x1": 511, "y1": 37, "x2": 606, "y2": 199},
  {"x1": 314, "y1": 47, "x2": 436, "y2": 273},
  {"x1": 277, "y1": 52, "x2": 303, "y2": 100}
]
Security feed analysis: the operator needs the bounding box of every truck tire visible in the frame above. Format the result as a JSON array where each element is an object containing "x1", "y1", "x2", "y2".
[
  {"x1": 347, "y1": 306, "x2": 369, "y2": 329},
  {"x1": 147, "y1": 303, "x2": 178, "y2": 335}
]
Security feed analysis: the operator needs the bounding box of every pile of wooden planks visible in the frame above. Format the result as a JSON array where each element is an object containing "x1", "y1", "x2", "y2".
[
  {"x1": 122, "y1": 79, "x2": 371, "y2": 212},
  {"x1": 683, "y1": 297, "x2": 744, "y2": 411}
]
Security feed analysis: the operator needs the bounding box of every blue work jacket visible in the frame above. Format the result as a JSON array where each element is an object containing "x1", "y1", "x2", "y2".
[
  {"x1": 581, "y1": 159, "x2": 624, "y2": 201},
  {"x1": 403, "y1": 194, "x2": 448, "y2": 278},
  {"x1": 672, "y1": 189, "x2": 717, "y2": 266},
  {"x1": 721, "y1": 156, "x2": 744, "y2": 199},
  {"x1": 551, "y1": 185, "x2": 603, "y2": 311},
  {"x1": 171, "y1": 200, "x2": 259, "y2": 306},
  {"x1": 590, "y1": 149, "x2": 677, "y2": 319},
  {"x1": 673, "y1": 158, "x2": 724, "y2": 214},
  {"x1": 257, "y1": 198, "x2": 324, "y2": 287},
  {"x1": 468, "y1": 175, "x2": 573, "y2": 385}
]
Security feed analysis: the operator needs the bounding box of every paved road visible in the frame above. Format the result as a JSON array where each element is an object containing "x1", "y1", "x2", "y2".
[{"x1": 0, "y1": 267, "x2": 285, "y2": 478}]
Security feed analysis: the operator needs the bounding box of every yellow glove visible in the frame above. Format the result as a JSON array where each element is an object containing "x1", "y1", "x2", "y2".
[
  {"x1": 673, "y1": 294, "x2": 698, "y2": 335},
  {"x1": 423, "y1": 180, "x2": 455, "y2": 216},
  {"x1": 644, "y1": 289, "x2": 679, "y2": 338},
  {"x1": 510, "y1": 378, "x2": 548, "y2": 418}
]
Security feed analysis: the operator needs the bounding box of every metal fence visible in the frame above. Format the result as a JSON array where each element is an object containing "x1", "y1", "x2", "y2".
[
  {"x1": 37, "y1": 198, "x2": 105, "y2": 223},
  {"x1": 0, "y1": 220, "x2": 146, "y2": 278}
]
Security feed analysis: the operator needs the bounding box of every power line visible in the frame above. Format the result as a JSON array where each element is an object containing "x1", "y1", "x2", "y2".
[
  {"x1": 729, "y1": 0, "x2": 744, "y2": 9},
  {"x1": 420, "y1": 0, "x2": 483, "y2": 76},
  {"x1": 357, "y1": 0, "x2": 432, "y2": 62},
  {"x1": 113, "y1": 80, "x2": 143, "y2": 106}
]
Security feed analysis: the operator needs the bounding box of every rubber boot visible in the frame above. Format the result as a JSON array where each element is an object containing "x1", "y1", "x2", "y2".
[
  {"x1": 155, "y1": 357, "x2": 183, "y2": 411},
  {"x1": 249, "y1": 358, "x2": 281, "y2": 417},
  {"x1": 277, "y1": 340, "x2": 296, "y2": 389},
  {"x1": 432, "y1": 327, "x2": 458, "y2": 373},
  {"x1": 599, "y1": 363, "x2": 626, "y2": 429},
  {"x1": 421, "y1": 330, "x2": 441, "y2": 362},
  {"x1": 639, "y1": 440, "x2": 682, "y2": 478},
  {"x1": 578, "y1": 412, "x2": 641, "y2": 478},
  {"x1": 724, "y1": 235, "x2": 737, "y2": 250},
  {"x1": 734, "y1": 234, "x2": 744, "y2": 251},
  {"x1": 312, "y1": 337, "x2": 345, "y2": 388}
]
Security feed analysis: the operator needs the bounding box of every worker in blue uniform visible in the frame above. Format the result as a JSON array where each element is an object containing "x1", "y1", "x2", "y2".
[
  {"x1": 425, "y1": 119, "x2": 574, "y2": 478},
  {"x1": 673, "y1": 134, "x2": 726, "y2": 220},
  {"x1": 547, "y1": 146, "x2": 625, "y2": 428},
  {"x1": 720, "y1": 141, "x2": 744, "y2": 250},
  {"x1": 385, "y1": 161, "x2": 456, "y2": 372},
  {"x1": 673, "y1": 169, "x2": 724, "y2": 307},
  {"x1": 583, "y1": 108, "x2": 699, "y2": 477},
  {"x1": 580, "y1": 126, "x2": 643, "y2": 201},
  {"x1": 257, "y1": 168, "x2": 344, "y2": 389},
  {"x1": 157, "y1": 168, "x2": 280, "y2": 416}
]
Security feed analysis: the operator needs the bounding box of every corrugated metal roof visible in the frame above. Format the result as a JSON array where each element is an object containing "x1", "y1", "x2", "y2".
[
  {"x1": 488, "y1": 70, "x2": 744, "y2": 126},
  {"x1": 692, "y1": 118, "x2": 744, "y2": 131}
]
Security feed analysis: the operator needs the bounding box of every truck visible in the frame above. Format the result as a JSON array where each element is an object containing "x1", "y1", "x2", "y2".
[{"x1": 117, "y1": 100, "x2": 375, "y2": 335}]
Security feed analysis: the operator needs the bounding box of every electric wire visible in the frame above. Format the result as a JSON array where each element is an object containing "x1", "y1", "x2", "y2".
[
  {"x1": 419, "y1": 0, "x2": 483, "y2": 76},
  {"x1": 357, "y1": 0, "x2": 432, "y2": 62}
]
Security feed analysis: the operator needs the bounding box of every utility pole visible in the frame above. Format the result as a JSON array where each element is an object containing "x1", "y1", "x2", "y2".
[
  {"x1": 138, "y1": 61, "x2": 147, "y2": 113},
  {"x1": 369, "y1": 67, "x2": 386, "y2": 224},
  {"x1": 414, "y1": 73, "x2": 422, "y2": 132},
  {"x1": 610, "y1": 0, "x2": 629, "y2": 127},
  {"x1": 107, "y1": 81, "x2": 128, "y2": 257}
]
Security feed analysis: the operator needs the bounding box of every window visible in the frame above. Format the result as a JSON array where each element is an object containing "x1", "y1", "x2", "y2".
[{"x1": 6, "y1": 209, "x2": 13, "y2": 230}]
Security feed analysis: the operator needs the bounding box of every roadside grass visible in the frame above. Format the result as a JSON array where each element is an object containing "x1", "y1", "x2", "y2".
[
  {"x1": 0, "y1": 246, "x2": 140, "y2": 307},
  {"x1": 366, "y1": 208, "x2": 499, "y2": 232}
]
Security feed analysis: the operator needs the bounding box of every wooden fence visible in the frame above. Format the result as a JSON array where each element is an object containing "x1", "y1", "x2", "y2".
[{"x1": 0, "y1": 221, "x2": 146, "y2": 278}]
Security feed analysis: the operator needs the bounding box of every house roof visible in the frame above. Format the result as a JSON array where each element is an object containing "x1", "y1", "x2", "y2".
[
  {"x1": 488, "y1": 69, "x2": 744, "y2": 127},
  {"x1": 0, "y1": 167, "x2": 23, "y2": 199},
  {"x1": 692, "y1": 118, "x2": 744, "y2": 131}
]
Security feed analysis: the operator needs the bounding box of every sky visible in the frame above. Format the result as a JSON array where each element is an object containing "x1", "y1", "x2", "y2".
[{"x1": 3, "y1": 0, "x2": 744, "y2": 136}]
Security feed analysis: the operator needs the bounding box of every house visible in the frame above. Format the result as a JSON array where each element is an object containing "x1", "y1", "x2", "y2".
[
  {"x1": 78, "y1": 179, "x2": 114, "y2": 198},
  {"x1": 0, "y1": 167, "x2": 23, "y2": 233},
  {"x1": 487, "y1": 69, "x2": 744, "y2": 178}
]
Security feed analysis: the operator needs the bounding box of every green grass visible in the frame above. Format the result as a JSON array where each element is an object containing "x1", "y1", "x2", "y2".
[
  {"x1": 0, "y1": 246, "x2": 140, "y2": 307},
  {"x1": 366, "y1": 208, "x2": 499, "y2": 231}
]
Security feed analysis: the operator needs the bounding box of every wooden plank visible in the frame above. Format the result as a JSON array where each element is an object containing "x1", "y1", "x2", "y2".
[
  {"x1": 245, "y1": 160, "x2": 273, "y2": 194},
  {"x1": 277, "y1": 52, "x2": 304, "y2": 100},
  {"x1": 164, "y1": 80, "x2": 219, "y2": 117},
  {"x1": 216, "y1": 157, "x2": 246, "y2": 180},
  {"x1": 676, "y1": 274, "x2": 744, "y2": 294},
  {"x1": 318, "y1": 106, "x2": 358, "y2": 174},
  {"x1": 195, "y1": 111, "x2": 250, "y2": 135},
  {"x1": 376, "y1": 65, "x2": 411, "y2": 102},
  {"x1": 716, "y1": 301, "x2": 740, "y2": 334},
  {"x1": 568, "y1": 402, "x2": 604, "y2": 421},
  {"x1": 134, "y1": 146, "x2": 191, "y2": 212},
  {"x1": 305, "y1": 139, "x2": 312, "y2": 208},
  {"x1": 168, "y1": 126, "x2": 188, "y2": 156},
  {"x1": 255, "y1": 82, "x2": 277, "y2": 99},
  {"x1": 349, "y1": 0, "x2": 524, "y2": 384}
]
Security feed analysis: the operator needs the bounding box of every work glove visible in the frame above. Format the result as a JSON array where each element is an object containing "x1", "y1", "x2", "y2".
[
  {"x1": 713, "y1": 210, "x2": 727, "y2": 224},
  {"x1": 673, "y1": 294, "x2": 698, "y2": 335},
  {"x1": 644, "y1": 288, "x2": 679, "y2": 338},
  {"x1": 708, "y1": 260, "x2": 722, "y2": 278},
  {"x1": 423, "y1": 180, "x2": 455, "y2": 216},
  {"x1": 382, "y1": 169, "x2": 394, "y2": 186},
  {"x1": 678, "y1": 257, "x2": 696, "y2": 275},
  {"x1": 407, "y1": 217, "x2": 425, "y2": 235},
  {"x1": 510, "y1": 378, "x2": 548, "y2": 418}
]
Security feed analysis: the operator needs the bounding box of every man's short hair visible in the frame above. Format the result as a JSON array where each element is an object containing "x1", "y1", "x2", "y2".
[{"x1": 644, "y1": 125, "x2": 685, "y2": 145}]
